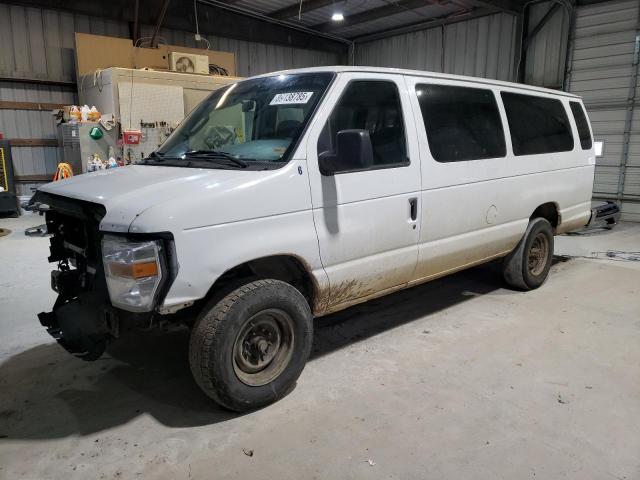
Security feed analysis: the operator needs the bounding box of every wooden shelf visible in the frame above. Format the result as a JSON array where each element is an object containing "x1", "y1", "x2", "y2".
[
  {"x1": 8, "y1": 139, "x2": 59, "y2": 147},
  {"x1": 0, "y1": 101, "x2": 66, "y2": 111}
]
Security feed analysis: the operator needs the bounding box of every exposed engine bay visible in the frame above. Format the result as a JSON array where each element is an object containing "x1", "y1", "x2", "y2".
[{"x1": 35, "y1": 192, "x2": 156, "y2": 360}]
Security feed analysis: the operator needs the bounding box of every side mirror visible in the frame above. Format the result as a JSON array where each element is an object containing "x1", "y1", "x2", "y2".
[{"x1": 318, "y1": 129, "x2": 373, "y2": 176}]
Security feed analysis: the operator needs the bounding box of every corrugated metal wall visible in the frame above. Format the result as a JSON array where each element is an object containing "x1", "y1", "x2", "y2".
[
  {"x1": 523, "y1": 1, "x2": 570, "y2": 88},
  {"x1": 0, "y1": 5, "x2": 131, "y2": 84},
  {"x1": 0, "y1": 4, "x2": 130, "y2": 195},
  {"x1": 137, "y1": 25, "x2": 341, "y2": 78},
  {"x1": 0, "y1": 3, "x2": 343, "y2": 196},
  {"x1": 566, "y1": 0, "x2": 640, "y2": 222},
  {"x1": 0, "y1": 82, "x2": 75, "y2": 195},
  {"x1": 354, "y1": 13, "x2": 519, "y2": 81}
]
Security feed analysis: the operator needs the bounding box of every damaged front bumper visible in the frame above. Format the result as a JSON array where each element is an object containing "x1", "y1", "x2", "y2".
[
  {"x1": 35, "y1": 191, "x2": 154, "y2": 361},
  {"x1": 38, "y1": 291, "x2": 116, "y2": 361},
  {"x1": 38, "y1": 272, "x2": 154, "y2": 361}
]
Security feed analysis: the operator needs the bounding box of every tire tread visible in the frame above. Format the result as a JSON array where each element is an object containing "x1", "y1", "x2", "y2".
[
  {"x1": 502, "y1": 217, "x2": 553, "y2": 291},
  {"x1": 189, "y1": 279, "x2": 311, "y2": 410}
]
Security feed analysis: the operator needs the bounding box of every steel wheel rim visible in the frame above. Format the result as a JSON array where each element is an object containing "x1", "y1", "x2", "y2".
[
  {"x1": 232, "y1": 308, "x2": 295, "y2": 387},
  {"x1": 528, "y1": 233, "x2": 549, "y2": 277}
]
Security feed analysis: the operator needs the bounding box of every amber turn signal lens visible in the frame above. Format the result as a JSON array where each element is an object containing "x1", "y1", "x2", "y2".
[{"x1": 109, "y1": 261, "x2": 158, "y2": 279}]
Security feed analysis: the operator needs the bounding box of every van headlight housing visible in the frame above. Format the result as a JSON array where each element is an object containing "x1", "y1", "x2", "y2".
[{"x1": 102, "y1": 236, "x2": 164, "y2": 312}]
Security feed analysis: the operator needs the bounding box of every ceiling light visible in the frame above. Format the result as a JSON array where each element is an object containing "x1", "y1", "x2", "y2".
[{"x1": 331, "y1": 12, "x2": 344, "y2": 21}]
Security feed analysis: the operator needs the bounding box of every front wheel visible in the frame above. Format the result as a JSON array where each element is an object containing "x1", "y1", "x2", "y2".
[
  {"x1": 502, "y1": 217, "x2": 554, "y2": 290},
  {"x1": 189, "y1": 279, "x2": 313, "y2": 412}
]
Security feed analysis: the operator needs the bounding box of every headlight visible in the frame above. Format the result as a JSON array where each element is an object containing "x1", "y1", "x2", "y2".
[{"x1": 102, "y1": 236, "x2": 164, "y2": 312}]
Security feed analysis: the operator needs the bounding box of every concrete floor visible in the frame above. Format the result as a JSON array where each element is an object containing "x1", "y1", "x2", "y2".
[{"x1": 1, "y1": 215, "x2": 639, "y2": 480}]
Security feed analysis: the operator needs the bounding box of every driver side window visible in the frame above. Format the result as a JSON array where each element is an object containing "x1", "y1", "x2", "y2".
[{"x1": 318, "y1": 80, "x2": 408, "y2": 173}]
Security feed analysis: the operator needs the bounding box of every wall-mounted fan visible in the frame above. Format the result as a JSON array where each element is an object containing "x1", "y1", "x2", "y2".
[{"x1": 169, "y1": 52, "x2": 209, "y2": 74}]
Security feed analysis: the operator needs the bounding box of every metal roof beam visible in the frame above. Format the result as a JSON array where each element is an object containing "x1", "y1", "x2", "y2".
[
  {"x1": 351, "y1": 6, "x2": 497, "y2": 42},
  {"x1": 456, "y1": 0, "x2": 522, "y2": 17},
  {"x1": 517, "y1": 1, "x2": 562, "y2": 82},
  {"x1": 270, "y1": 0, "x2": 336, "y2": 20},
  {"x1": 312, "y1": 0, "x2": 439, "y2": 33},
  {"x1": 522, "y1": 1, "x2": 561, "y2": 50},
  {"x1": 150, "y1": 0, "x2": 171, "y2": 48},
  {"x1": 309, "y1": 0, "x2": 521, "y2": 35},
  {"x1": 456, "y1": 0, "x2": 522, "y2": 15},
  {"x1": 271, "y1": 0, "x2": 521, "y2": 23}
]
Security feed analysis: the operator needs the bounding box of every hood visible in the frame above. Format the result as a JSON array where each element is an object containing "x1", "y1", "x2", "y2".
[
  {"x1": 38, "y1": 163, "x2": 309, "y2": 233},
  {"x1": 39, "y1": 165, "x2": 245, "y2": 207}
]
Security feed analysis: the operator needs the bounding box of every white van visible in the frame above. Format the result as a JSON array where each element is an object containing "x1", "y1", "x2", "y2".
[{"x1": 35, "y1": 66, "x2": 595, "y2": 411}]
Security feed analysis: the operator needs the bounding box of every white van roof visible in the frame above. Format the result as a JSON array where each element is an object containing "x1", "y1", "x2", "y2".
[{"x1": 252, "y1": 66, "x2": 581, "y2": 100}]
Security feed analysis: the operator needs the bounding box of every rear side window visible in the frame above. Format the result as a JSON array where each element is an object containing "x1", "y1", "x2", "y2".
[
  {"x1": 501, "y1": 92, "x2": 574, "y2": 156},
  {"x1": 318, "y1": 80, "x2": 407, "y2": 171},
  {"x1": 415, "y1": 84, "x2": 506, "y2": 162},
  {"x1": 569, "y1": 102, "x2": 592, "y2": 150}
]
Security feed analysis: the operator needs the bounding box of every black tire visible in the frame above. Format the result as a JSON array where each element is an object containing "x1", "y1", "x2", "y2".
[
  {"x1": 502, "y1": 217, "x2": 554, "y2": 291},
  {"x1": 189, "y1": 279, "x2": 313, "y2": 412}
]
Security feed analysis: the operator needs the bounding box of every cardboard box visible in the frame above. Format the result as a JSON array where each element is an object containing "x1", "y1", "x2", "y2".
[{"x1": 75, "y1": 33, "x2": 236, "y2": 78}]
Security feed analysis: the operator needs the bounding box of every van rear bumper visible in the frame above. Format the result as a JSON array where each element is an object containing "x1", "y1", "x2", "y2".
[{"x1": 586, "y1": 201, "x2": 621, "y2": 229}]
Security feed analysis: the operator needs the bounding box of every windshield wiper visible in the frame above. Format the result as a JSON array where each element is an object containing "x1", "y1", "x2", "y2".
[
  {"x1": 184, "y1": 150, "x2": 248, "y2": 168},
  {"x1": 141, "y1": 151, "x2": 174, "y2": 164}
]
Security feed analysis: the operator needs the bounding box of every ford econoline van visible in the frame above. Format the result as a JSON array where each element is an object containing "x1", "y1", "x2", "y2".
[{"x1": 34, "y1": 67, "x2": 595, "y2": 411}]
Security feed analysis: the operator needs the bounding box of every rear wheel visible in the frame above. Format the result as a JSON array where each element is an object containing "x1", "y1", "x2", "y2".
[
  {"x1": 189, "y1": 279, "x2": 313, "y2": 412},
  {"x1": 503, "y1": 217, "x2": 554, "y2": 290}
]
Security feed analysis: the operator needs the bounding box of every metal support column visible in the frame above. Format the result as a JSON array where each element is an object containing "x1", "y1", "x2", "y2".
[
  {"x1": 562, "y1": 1, "x2": 577, "y2": 91},
  {"x1": 616, "y1": 13, "x2": 640, "y2": 202}
]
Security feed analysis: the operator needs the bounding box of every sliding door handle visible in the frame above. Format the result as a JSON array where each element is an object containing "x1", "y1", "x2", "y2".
[{"x1": 409, "y1": 197, "x2": 418, "y2": 221}]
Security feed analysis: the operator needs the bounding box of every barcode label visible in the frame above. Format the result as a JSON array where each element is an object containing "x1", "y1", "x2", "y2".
[{"x1": 270, "y1": 92, "x2": 314, "y2": 105}]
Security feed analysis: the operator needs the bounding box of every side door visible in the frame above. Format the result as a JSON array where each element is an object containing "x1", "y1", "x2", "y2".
[
  {"x1": 405, "y1": 78, "x2": 519, "y2": 283},
  {"x1": 306, "y1": 73, "x2": 421, "y2": 312}
]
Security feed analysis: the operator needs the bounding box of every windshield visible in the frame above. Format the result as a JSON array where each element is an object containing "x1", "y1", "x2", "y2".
[{"x1": 150, "y1": 72, "x2": 334, "y2": 169}]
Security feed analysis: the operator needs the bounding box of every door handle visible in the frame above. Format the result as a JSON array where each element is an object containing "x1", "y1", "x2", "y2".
[{"x1": 409, "y1": 197, "x2": 418, "y2": 221}]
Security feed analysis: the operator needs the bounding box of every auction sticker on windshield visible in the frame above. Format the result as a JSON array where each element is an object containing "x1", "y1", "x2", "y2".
[{"x1": 270, "y1": 92, "x2": 314, "y2": 105}]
